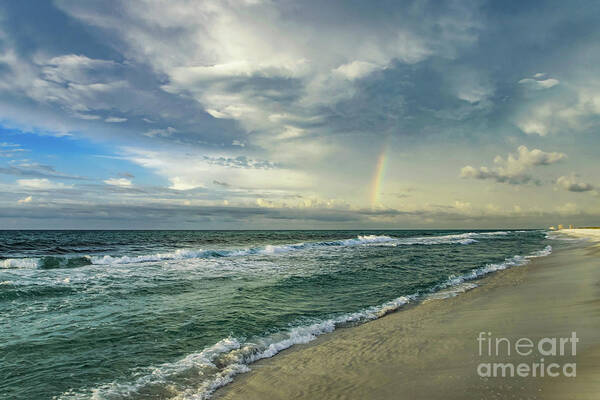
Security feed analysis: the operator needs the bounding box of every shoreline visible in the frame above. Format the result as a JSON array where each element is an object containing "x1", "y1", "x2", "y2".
[
  {"x1": 215, "y1": 237, "x2": 600, "y2": 399},
  {"x1": 555, "y1": 228, "x2": 600, "y2": 243}
]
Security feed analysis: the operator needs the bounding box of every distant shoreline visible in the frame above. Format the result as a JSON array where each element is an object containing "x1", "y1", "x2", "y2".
[{"x1": 556, "y1": 228, "x2": 600, "y2": 242}]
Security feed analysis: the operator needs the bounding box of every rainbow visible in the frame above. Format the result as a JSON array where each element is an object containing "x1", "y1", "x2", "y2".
[{"x1": 370, "y1": 147, "x2": 388, "y2": 208}]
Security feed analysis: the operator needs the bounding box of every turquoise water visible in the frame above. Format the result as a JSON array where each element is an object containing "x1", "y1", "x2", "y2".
[{"x1": 0, "y1": 230, "x2": 551, "y2": 399}]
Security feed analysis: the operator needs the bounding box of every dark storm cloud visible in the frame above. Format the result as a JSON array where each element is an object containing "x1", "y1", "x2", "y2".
[{"x1": 3, "y1": 0, "x2": 599, "y2": 145}]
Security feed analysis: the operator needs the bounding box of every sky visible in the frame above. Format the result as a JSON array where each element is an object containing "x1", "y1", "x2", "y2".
[{"x1": 0, "y1": 0, "x2": 599, "y2": 229}]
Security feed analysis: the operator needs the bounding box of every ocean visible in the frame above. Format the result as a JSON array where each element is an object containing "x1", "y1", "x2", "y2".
[{"x1": 0, "y1": 230, "x2": 552, "y2": 399}]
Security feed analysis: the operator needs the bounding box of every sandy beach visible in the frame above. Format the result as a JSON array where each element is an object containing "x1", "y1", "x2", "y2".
[
  {"x1": 216, "y1": 233, "x2": 600, "y2": 400},
  {"x1": 558, "y1": 228, "x2": 600, "y2": 243}
]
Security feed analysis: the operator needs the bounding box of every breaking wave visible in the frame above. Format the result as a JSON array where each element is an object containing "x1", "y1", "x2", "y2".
[
  {"x1": 0, "y1": 256, "x2": 92, "y2": 270},
  {"x1": 1, "y1": 231, "x2": 519, "y2": 269}
]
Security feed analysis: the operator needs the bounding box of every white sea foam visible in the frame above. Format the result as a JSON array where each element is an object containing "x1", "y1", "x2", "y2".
[
  {"x1": 526, "y1": 245, "x2": 553, "y2": 258},
  {"x1": 0, "y1": 258, "x2": 40, "y2": 269},
  {"x1": 425, "y1": 282, "x2": 479, "y2": 301},
  {"x1": 395, "y1": 234, "x2": 477, "y2": 245},
  {"x1": 392, "y1": 231, "x2": 510, "y2": 246}
]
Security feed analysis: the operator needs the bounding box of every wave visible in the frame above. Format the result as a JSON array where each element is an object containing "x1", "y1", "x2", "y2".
[
  {"x1": 1, "y1": 235, "x2": 395, "y2": 269},
  {"x1": 61, "y1": 294, "x2": 416, "y2": 400},
  {"x1": 87, "y1": 232, "x2": 513, "y2": 264},
  {"x1": 0, "y1": 256, "x2": 91, "y2": 270},
  {"x1": 438, "y1": 245, "x2": 552, "y2": 289},
  {"x1": 387, "y1": 231, "x2": 511, "y2": 246},
  {"x1": 87, "y1": 235, "x2": 397, "y2": 265},
  {"x1": 1, "y1": 258, "x2": 41, "y2": 269},
  {"x1": 425, "y1": 282, "x2": 479, "y2": 301},
  {"x1": 64, "y1": 243, "x2": 552, "y2": 400},
  {"x1": 1, "y1": 231, "x2": 520, "y2": 269}
]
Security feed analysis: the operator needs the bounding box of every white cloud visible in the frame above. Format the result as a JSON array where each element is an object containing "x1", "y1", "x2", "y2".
[
  {"x1": 169, "y1": 176, "x2": 203, "y2": 191},
  {"x1": 0, "y1": 41, "x2": 138, "y2": 133},
  {"x1": 460, "y1": 145, "x2": 566, "y2": 184},
  {"x1": 17, "y1": 196, "x2": 32, "y2": 204},
  {"x1": 41, "y1": 54, "x2": 116, "y2": 83},
  {"x1": 517, "y1": 118, "x2": 550, "y2": 136},
  {"x1": 144, "y1": 127, "x2": 177, "y2": 137},
  {"x1": 277, "y1": 125, "x2": 307, "y2": 140},
  {"x1": 105, "y1": 116, "x2": 128, "y2": 123},
  {"x1": 121, "y1": 147, "x2": 312, "y2": 195},
  {"x1": 518, "y1": 77, "x2": 560, "y2": 90},
  {"x1": 515, "y1": 82, "x2": 600, "y2": 136},
  {"x1": 103, "y1": 177, "x2": 132, "y2": 187},
  {"x1": 75, "y1": 113, "x2": 101, "y2": 120},
  {"x1": 16, "y1": 178, "x2": 72, "y2": 189},
  {"x1": 556, "y1": 175, "x2": 594, "y2": 192},
  {"x1": 0, "y1": 142, "x2": 26, "y2": 158},
  {"x1": 448, "y1": 67, "x2": 495, "y2": 104},
  {"x1": 333, "y1": 61, "x2": 381, "y2": 80}
]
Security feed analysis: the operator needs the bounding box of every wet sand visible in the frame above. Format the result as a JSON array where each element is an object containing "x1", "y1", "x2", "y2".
[{"x1": 216, "y1": 240, "x2": 600, "y2": 400}]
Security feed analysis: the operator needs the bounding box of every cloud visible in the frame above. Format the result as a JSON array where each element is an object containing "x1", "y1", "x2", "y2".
[
  {"x1": 105, "y1": 116, "x2": 127, "y2": 123},
  {"x1": 1, "y1": 1, "x2": 600, "y2": 228},
  {"x1": 514, "y1": 84, "x2": 600, "y2": 136},
  {"x1": 144, "y1": 127, "x2": 177, "y2": 137},
  {"x1": 168, "y1": 176, "x2": 204, "y2": 191},
  {"x1": 333, "y1": 61, "x2": 382, "y2": 80},
  {"x1": 213, "y1": 180, "x2": 231, "y2": 187},
  {"x1": 0, "y1": 198, "x2": 597, "y2": 229},
  {"x1": 0, "y1": 142, "x2": 27, "y2": 158},
  {"x1": 16, "y1": 178, "x2": 73, "y2": 189},
  {"x1": 0, "y1": 49, "x2": 131, "y2": 120},
  {"x1": 0, "y1": 162, "x2": 87, "y2": 180},
  {"x1": 460, "y1": 145, "x2": 566, "y2": 185},
  {"x1": 75, "y1": 113, "x2": 101, "y2": 120},
  {"x1": 556, "y1": 175, "x2": 594, "y2": 192},
  {"x1": 518, "y1": 77, "x2": 560, "y2": 90},
  {"x1": 103, "y1": 177, "x2": 132, "y2": 187},
  {"x1": 17, "y1": 195, "x2": 32, "y2": 204},
  {"x1": 55, "y1": 0, "x2": 481, "y2": 142},
  {"x1": 120, "y1": 147, "x2": 311, "y2": 194},
  {"x1": 203, "y1": 155, "x2": 279, "y2": 169}
]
